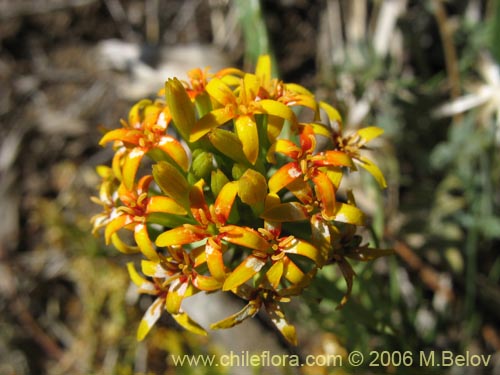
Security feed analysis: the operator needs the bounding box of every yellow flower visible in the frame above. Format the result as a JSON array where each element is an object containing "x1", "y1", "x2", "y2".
[
  {"x1": 155, "y1": 179, "x2": 270, "y2": 282},
  {"x1": 267, "y1": 124, "x2": 354, "y2": 219},
  {"x1": 189, "y1": 73, "x2": 296, "y2": 164},
  {"x1": 99, "y1": 99, "x2": 189, "y2": 189}
]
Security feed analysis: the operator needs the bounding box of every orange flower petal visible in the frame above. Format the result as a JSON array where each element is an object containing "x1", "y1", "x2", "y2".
[
  {"x1": 123, "y1": 147, "x2": 146, "y2": 190},
  {"x1": 214, "y1": 181, "x2": 238, "y2": 224},
  {"x1": 189, "y1": 179, "x2": 208, "y2": 211},
  {"x1": 104, "y1": 214, "x2": 133, "y2": 244},
  {"x1": 99, "y1": 128, "x2": 142, "y2": 146},
  {"x1": 222, "y1": 255, "x2": 266, "y2": 291},
  {"x1": 268, "y1": 162, "x2": 302, "y2": 193},
  {"x1": 312, "y1": 171, "x2": 336, "y2": 219},
  {"x1": 155, "y1": 225, "x2": 207, "y2": 247},
  {"x1": 268, "y1": 139, "x2": 302, "y2": 162},
  {"x1": 156, "y1": 136, "x2": 189, "y2": 171},
  {"x1": 205, "y1": 237, "x2": 226, "y2": 281},
  {"x1": 311, "y1": 151, "x2": 354, "y2": 167},
  {"x1": 220, "y1": 225, "x2": 271, "y2": 251}
]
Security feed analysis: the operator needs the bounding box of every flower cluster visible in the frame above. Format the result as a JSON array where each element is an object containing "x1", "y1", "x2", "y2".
[{"x1": 91, "y1": 55, "x2": 391, "y2": 345}]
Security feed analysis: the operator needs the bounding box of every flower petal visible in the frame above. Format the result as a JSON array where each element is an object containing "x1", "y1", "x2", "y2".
[
  {"x1": 356, "y1": 126, "x2": 384, "y2": 145},
  {"x1": 260, "y1": 202, "x2": 309, "y2": 222},
  {"x1": 99, "y1": 128, "x2": 142, "y2": 146},
  {"x1": 222, "y1": 255, "x2": 266, "y2": 291},
  {"x1": 320, "y1": 101, "x2": 342, "y2": 130},
  {"x1": 128, "y1": 99, "x2": 152, "y2": 126},
  {"x1": 312, "y1": 171, "x2": 336, "y2": 219},
  {"x1": 282, "y1": 238, "x2": 322, "y2": 265},
  {"x1": 210, "y1": 299, "x2": 261, "y2": 329},
  {"x1": 259, "y1": 99, "x2": 297, "y2": 124},
  {"x1": 285, "y1": 177, "x2": 314, "y2": 205},
  {"x1": 123, "y1": 147, "x2": 146, "y2": 190},
  {"x1": 172, "y1": 312, "x2": 207, "y2": 336},
  {"x1": 206, "y1": 77, "x2": 236, "y2": 106},
  {"x1": 156, "y1": 225, "x2": 207, "y2": 247},
  {"x1": 104, "y1": 214, "x2": 133, "y2": 244},
  {"x1": 193, "y1": 274, "x2": 222, "y2": 291},
  {"x1": 355, "y1": 156, "x2": 387, "y2": 188},
  {"x1": 268, "y1": 139, "x2": 302, "y2": 162},
  {"x1": 146, "y1": 196, "x2": 188, "y2": 215},
  {"x1": 268, "y1": 162, "x2": 302, "y2": 193},
  {"x1": 190, "y1": 108, "x2": 234, "y2": 142},
  {"x1": 141, "y1": 259, "x2": 170, "y2": 278},
  {"x1": 213, "y1": 181, "x2": 238, "y2": 224},
  {"x1": 235, "y1": 115, "x2": 259, "y2": 165},
  {"x1": 220, "y1": 225, "x2": 271, "y2": 251},
  {"x1": 126, "y1": 262, "x2": 153, "y2": 289},
  {"x1": 166, "y1": 278, "x2": 196, "y2": 314},
  {"x1": 134, "y1": 224, "x2": 159, "y2": 261},
  {"x1": 264, "y1": 301, "x2": 297, "y2": 346},
  {"x1": 205, "y1": 237, "x2": 226, "y2": 281},
  {"x1": 111, "y1": 233, "x2": 140, "y2": 254},
  {"x1": 311, "y1": 151, "x2": 354, "y2": 167},
  {"x1": 333, "y1": 202, "x2": 365, "y2": 226},
  {"x1": 266, "y1": 260, "x2": 284, "y2": 289},
  {"x1": 137, "y1": 297, "x2": 165, "y2": 341},
  {"x1": 256, "y1": 54, "x2": 272, "y2": 85},
  {"x1": 282, "y1": 257, "x2": 308, "y2": 285},
  {"x1": 266, "y1": 115, "x2": 285, "y2": 144},
  {"x1": 156, "y1": 136, "x2": 189, "y2": 171}
]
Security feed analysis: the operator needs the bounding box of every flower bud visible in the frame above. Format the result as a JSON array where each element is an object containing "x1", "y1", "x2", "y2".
[{"x1": 238, "y1": 169, "x2": 267, "y2": 205}]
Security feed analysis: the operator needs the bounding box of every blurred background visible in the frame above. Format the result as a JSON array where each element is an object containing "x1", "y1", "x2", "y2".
[{"x1": 1, "y1": 0, "x2": 499, "y2": 374}]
